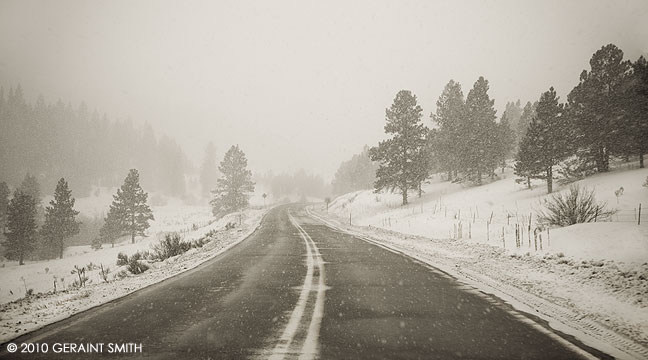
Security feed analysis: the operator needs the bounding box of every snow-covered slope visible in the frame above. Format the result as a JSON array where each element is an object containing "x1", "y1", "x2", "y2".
[{"x1": 328, "y1": 166, "x2": 648, "y2": 263}]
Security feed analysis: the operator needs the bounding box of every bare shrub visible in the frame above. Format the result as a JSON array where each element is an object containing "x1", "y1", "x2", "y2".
[
  {"x1": 538, "y1": 185, "x2": 616, "y2": 227},
  {"x1": 153, "y1": 232, "x2": 191, "y2": 260},
  {"x1": 99, "y1": 263, "x2": 110, "y2": 283},
  {"x1": 127, "y1": 257, "x2": 149, "y2": 274},
  {"x1": 116, "y1": 252, "x2": 129, "y2": 266}
]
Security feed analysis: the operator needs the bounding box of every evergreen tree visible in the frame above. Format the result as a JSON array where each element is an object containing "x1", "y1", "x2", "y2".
[
  {"x1": 432, "y1": 80, "x2": 467, "y2": 181},
  {"x1": 464, "y1": 77, "x2": 498, "y2": 184},
  {"x1": 502, "y1": 100, "x2": 523, "y2": 138},
  {"x1": 41, "y1": 178, "x2": 80, "y2": 259},
  {"x1": 515, "y1": 87, "x2": 570, "y2": 193},
  {"x1": 3, "y1": 190, "x2": 38, "y2": 265},
  {"x1": 370, "y1": 90, "x2": 429, "y2": 205},
  {"x1": 628, "y1": 56, "x2": 648, "y2": 168},
  {"x1": 517, "y1": 101, "x2": 537, "y2": 142},
  {"x1": 200, "y1": 142, "x2": 219, "y2": 198},
  {"x1": 0, "y1": 181, "x2": 9, "y2": 232},
  {"x1": 19, "y1": 173, "x2": 41, "y2": 205},
  {"x1": 332, "y1": 146, "x2": 378, "y2": 195},
  {"x1": 567, "y1": 44, "x2": 632, "y2": 172},
  {"x1": 99, "y1": 210, "x2": 123, "y2": 248},
  {"x1": 514, "y1": 127, "x2": 541, "y2": 189},
  {"x1": 102, "y1": 169, "x2": 154, "y2": 244},
  {"x1": 494, "y1": 113, "x2": 516, "y2": 173},
  {"x1": 210, "y1": 145, "x2": 255, "y2": 217}
]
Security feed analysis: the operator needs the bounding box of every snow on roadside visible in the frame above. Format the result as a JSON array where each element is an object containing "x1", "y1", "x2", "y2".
[
  {"x1": 308, "y1": 208, "x2": 648, "y2": 359},
  {"x1": 0, "y1": 203, "x2": 214, "y2": 304},
  {"x1": 0, "y1": 207, "x2": 268, "y2": 343},
  {"x1": 328, "y1": 167, "x2": 648, "y2": 263}
]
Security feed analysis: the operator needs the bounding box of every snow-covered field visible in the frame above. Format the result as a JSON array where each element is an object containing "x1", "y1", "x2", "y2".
[
  {"x1": 317, "y1": 166, "x2": 648, "y2": 359},
  {"x1": 0, "y1": 199, "x2": 269, "y2": 343},
  {"x1": 329, "y1": 166, "x2": 648, "y2": 263}
]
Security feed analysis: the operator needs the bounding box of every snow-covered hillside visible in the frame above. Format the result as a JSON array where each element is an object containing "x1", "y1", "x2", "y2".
[{"x1": 328, "y1": 166, "x2": 648, "y2": 263}]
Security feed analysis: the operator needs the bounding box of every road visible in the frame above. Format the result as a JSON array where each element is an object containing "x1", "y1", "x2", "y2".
[{"x1": 1, "y1": 205, "x2": 606, "y2": 359}]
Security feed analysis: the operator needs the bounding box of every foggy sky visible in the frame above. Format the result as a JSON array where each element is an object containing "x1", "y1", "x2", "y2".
[{"x1": 1, "y1": 0, "x2": 647, "y2": 181}]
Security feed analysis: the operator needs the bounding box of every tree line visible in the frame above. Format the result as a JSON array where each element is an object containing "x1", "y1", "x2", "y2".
[
  {"x1": 0, "y1": 86, "x2": 189, "y2": 198},
  {"x1": 331, "y1": 146, "x2": 378, "y2": 195},
  {"x1": 369, "y1": 44, "x2": 647, "y2": 205},
  {"x1": 1, "y1": 144, "x2": 257, "y2": 264},
  {"x1": 256, "y1": 169, "x2": 328, "y2": 201},
  {"x1": 0, "y1": 170, "x2": 156, "y2": 263}
]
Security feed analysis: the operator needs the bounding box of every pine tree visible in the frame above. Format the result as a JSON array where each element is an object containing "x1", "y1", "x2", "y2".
[
  {"x1": 19, "y1": 173, "x2": 41, "y2": 205},
  {"x1": 432, "y1": 80, "x2": 467, "y2": 181},
  {"x1": 495, "y1": 113, "x2": 516, "y2": 173},
  {"x1": 3, "y1": 190, "x2": 38, "y2": 265},
  {"x1": 200, "y1": 142, "x2": 219, "y2": 198},
  {"x1": 331, "y1": 146, "x2": 377, "y2": 195},
  {"x1": 514, "y1": 127, "x2": 541, "y2": 189},
  {"x1": 502, "y1": 100, "x2": 523, "y2": 138},
  {"x1": 102, "y1": 169, "x2": 154, "y2": 244},
  {"x1": 517, "y1": 101, "x2": 537, "y2": 142},
  {"x1": 628, "y1": 56, "x2": 648, "y2": 168},
  {"x1": 464, "y1": 77, "x2": 498, "y2": 184},
  {"x1": 210, "y1": 145, "x2": 255, "y2": 217},
  {"x1": 567, "y1": 44, "x2": 632, "y2": 172},
  {"x1": 516, "y1": 87, "x2": 570, "y2": 193},
  {"x1": 0, "y1": 181, "x2": 9, "y2": 232},
  {"x1": 99, "y1": 209, "x2": 123, "y2": 248},
  {"x1": 41, "y1": 178, "x2": 80, "y2": 259},
  {"x1": 370, "y1": 90, "x2": 429, "y2": 205}
]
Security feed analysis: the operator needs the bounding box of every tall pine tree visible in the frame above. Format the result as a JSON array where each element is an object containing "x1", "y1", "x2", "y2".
[
  {"x1": 19, "y1": 173, "x2": 41, "y2": 205},
  {"x1": 210, "y1": 145, "x2": 255, "y2": 217},
  {"x1": 432, "y1": 80, "x2": 467, "y2": 181},
  {"x1": 0, "y1": 181, "x2": 9, "y2": 232},
  {"x1": 464, "y1": 77, "x2": 498, "y2": 184},
  {"x1": 370, "y1": 90, "x2": 429, "y2": 205},
  {"x1": 102, "y1": 169, "x2": 154, "y2": 244},
  {"x1": 4, "y1": 190, "x2": 38, "y2": 265},
  {"x1": 517, "y1": 101, "x2": 537, "y2": 142},
  {"x1": 628, "y1": 56, "x2": 648, "y2": 168},
  {"x1": 495, "y1": 113, "x2": 516, "y2": 173},
  {"x1": 41, "y1": 178, "x2": 80, "y2": 259},
  {"x1": 515, "y1": 87, "x2": 570, "y2": 193},
  {"x1": 567, "y1": 44, "x2": 632, "y2": 172}
]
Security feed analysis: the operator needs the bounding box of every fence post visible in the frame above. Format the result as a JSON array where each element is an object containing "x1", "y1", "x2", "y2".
[
  {"x1": 487, "y1": 222, "x2": 490, "y2": 242},
  {"x1": 528, "y1": 215, "x2": 532, "y2": 248},
  {"x1": 468, "y1": 222, "x2": 472, "y2": 239},
  {"x1": 502, "y1": 226, "x2": 505, "y2": 249},
  {"x1": 639, "y1": 203, "x2": 642, "y2": 225}
]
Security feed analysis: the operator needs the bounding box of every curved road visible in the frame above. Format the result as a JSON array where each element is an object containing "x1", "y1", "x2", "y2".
[{"x1": 1, "y1": 205, "x2": 606, "y2": 359}]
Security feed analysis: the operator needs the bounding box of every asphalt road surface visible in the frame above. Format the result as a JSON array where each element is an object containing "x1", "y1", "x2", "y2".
[{"x1": 1, "y1": 205, "x2": 608, "y2": 359}]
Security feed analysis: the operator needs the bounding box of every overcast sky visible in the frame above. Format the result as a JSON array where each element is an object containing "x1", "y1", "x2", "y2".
[{"x1": 1, "y1": 0, "x2": 647, "y2": 181}]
